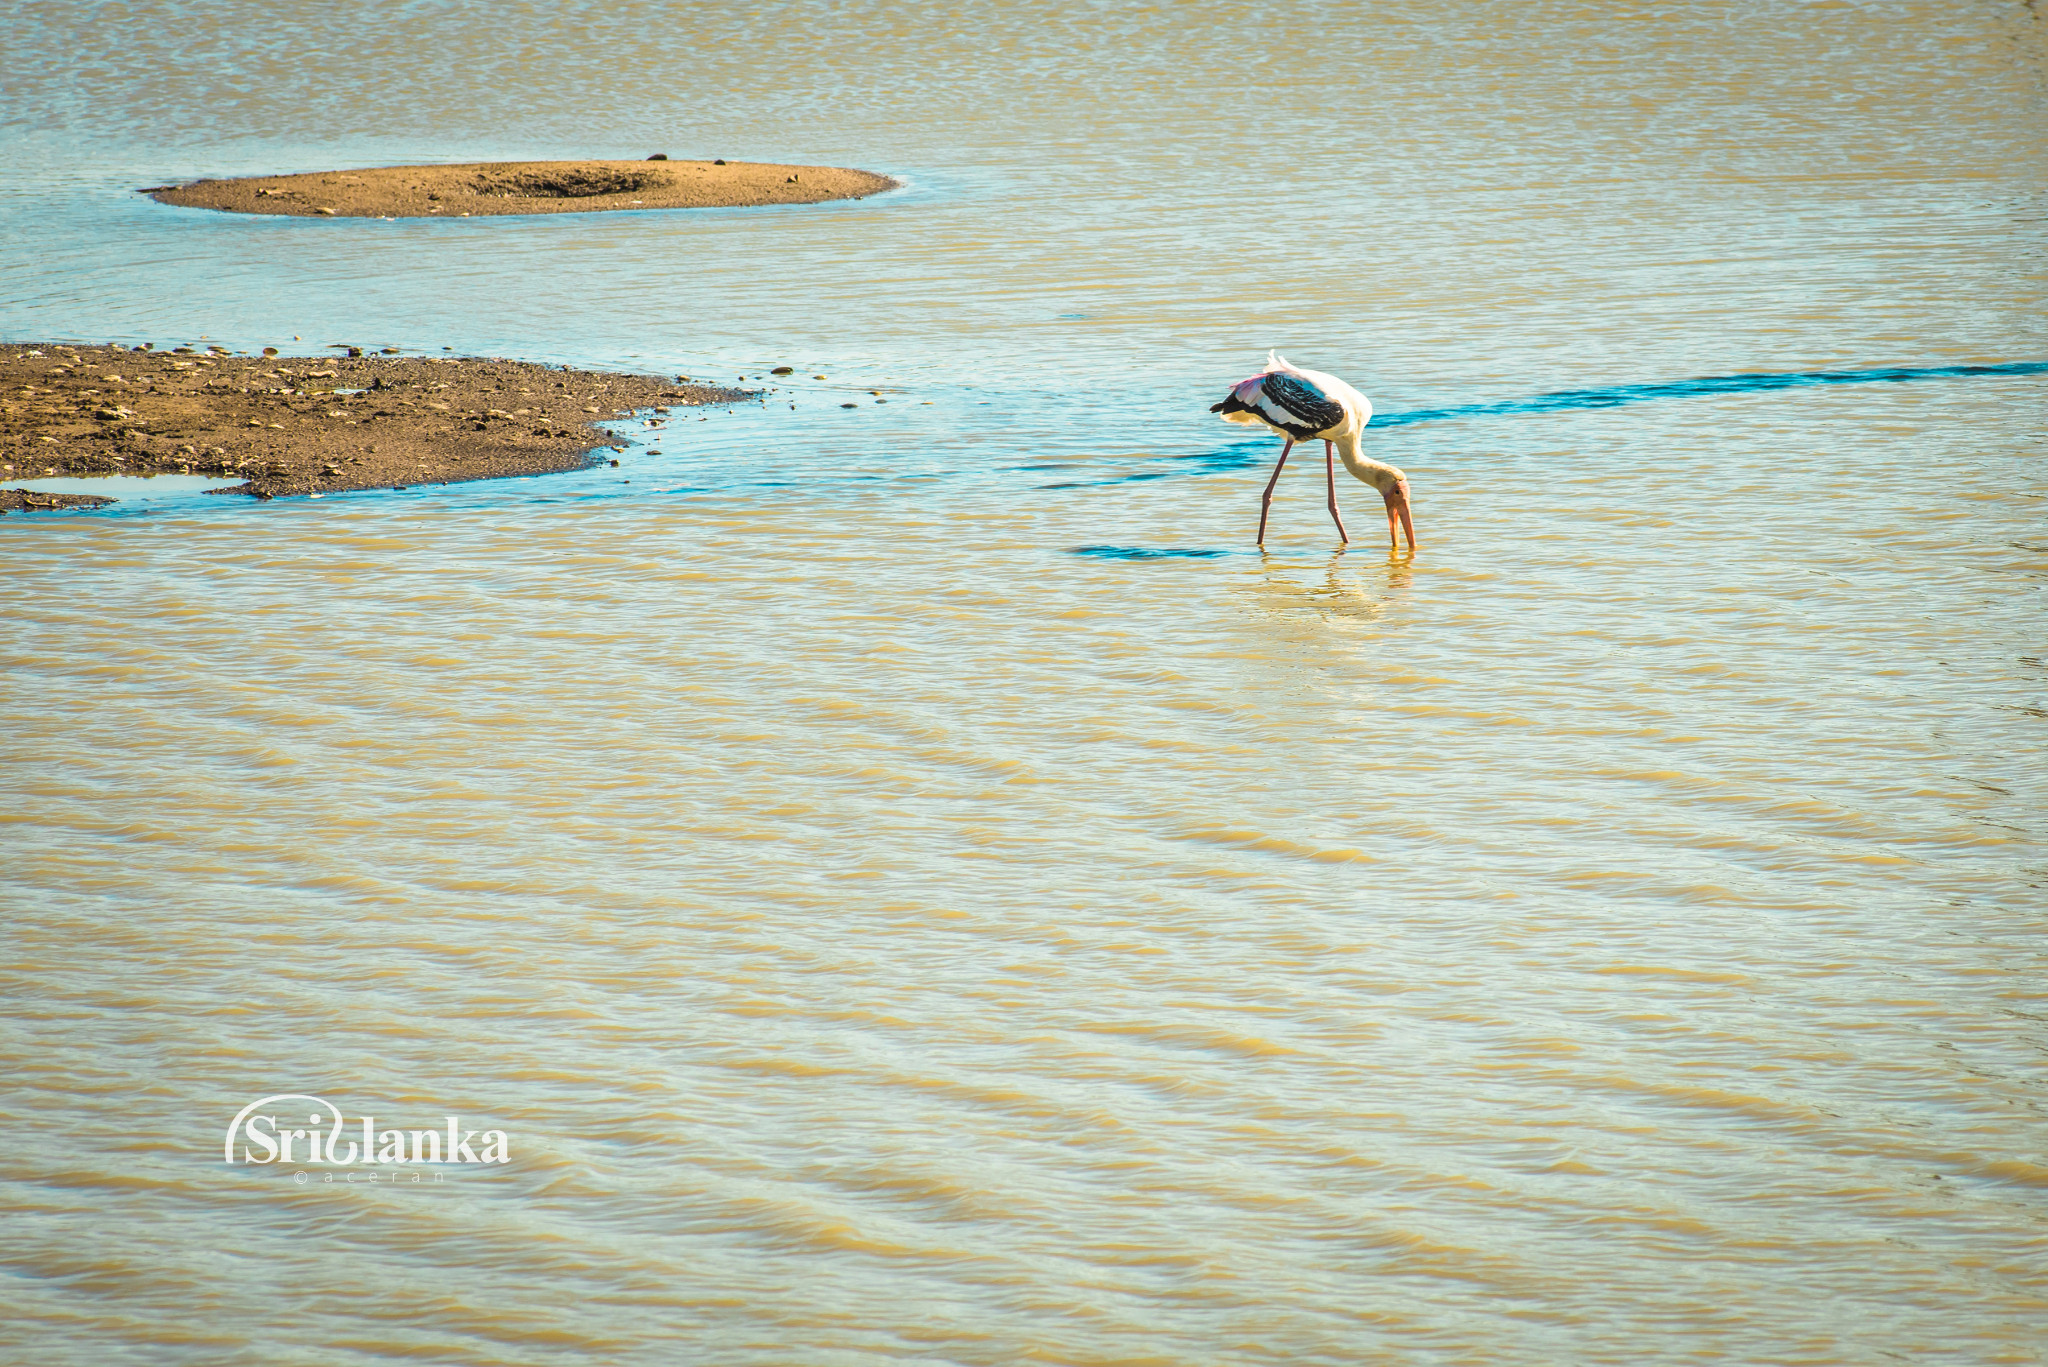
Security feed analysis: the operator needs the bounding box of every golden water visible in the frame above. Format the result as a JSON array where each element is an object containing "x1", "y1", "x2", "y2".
[{"x1": 4, "y1": 2, "x2": 2046, "y2": 1362}]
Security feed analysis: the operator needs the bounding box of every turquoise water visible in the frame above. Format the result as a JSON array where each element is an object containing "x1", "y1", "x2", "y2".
[{"x1": 10, "y1": 474, "x2": 244, "y2": 499}]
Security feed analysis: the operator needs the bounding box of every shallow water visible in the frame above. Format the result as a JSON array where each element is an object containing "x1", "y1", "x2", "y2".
[
  {"x1": 3, "y1": 2, "x2": 2046, "y2": 1363},
  {"x1": 11, "y1": 474, "x2": 244, "y2": 500}
]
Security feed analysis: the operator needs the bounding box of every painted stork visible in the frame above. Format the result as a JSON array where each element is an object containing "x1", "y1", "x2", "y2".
[{"x1": 1210, "y1": 352, "x2": 1414, "y2": 551}]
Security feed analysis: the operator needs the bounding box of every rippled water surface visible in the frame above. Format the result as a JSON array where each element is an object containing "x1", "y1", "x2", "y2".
[{"x1": 4, "y1": 2, "x2": 2046, "y2": 1363}]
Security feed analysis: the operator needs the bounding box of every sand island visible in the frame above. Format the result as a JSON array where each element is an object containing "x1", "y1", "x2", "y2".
[
  {"x1": 2, "y1": 342, "x2": 746, "y2": 511},
  {"x1": 146, "y1": 158, "x2": 895, "y2": 218}
]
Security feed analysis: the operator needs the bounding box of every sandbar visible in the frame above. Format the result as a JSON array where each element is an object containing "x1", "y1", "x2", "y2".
[
  {"x1": 2, "y1": 342, "x2": 745, "y2": 509},
  {"x1": 145, "y1": 159, "x2": 894, "y2": 219}
]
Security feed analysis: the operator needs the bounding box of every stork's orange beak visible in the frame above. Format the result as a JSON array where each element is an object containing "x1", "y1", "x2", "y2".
[{"x1": 1384, "y1": 481, "x2": 1416, "y2": 553}]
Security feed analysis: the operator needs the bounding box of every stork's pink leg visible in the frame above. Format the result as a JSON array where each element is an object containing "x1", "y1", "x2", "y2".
[
  {"x1": 1323, "y1": 441, "x2": 1349, "y2": 543},
  {"x1": 1256, "y1": 440, "x2": 1293, "y2": 545}
]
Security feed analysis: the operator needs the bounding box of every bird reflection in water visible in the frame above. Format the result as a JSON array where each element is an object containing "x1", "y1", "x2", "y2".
[{"x1": 1253, "y1": 548, "x2": 1405, "y2": 626}]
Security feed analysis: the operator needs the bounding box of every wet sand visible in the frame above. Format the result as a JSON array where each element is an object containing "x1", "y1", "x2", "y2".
[
  {"x1": 1, "y1": 342, "x2": 745, "y2": 509},
  {"x1": 0, "y1": 488, "x2": 113, "y2": 513},
  {"x1": 147, "y1": 159, "x2": 895, "y2": 218}
]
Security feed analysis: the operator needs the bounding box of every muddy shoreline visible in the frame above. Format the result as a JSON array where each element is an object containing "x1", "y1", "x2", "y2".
[
  {"x1": 1, "y1": 488, "x2": 114, "y2": 513},
  {"x1": 147, "y1": 159, "x2": 895, "y2": 219},
  {"x1": 1, "y1": 342, "x2": 747, "y2": 511}
]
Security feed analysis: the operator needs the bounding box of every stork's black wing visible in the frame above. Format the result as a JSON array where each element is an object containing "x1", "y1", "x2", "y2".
[
  {"x1": 1258, "y1": 372, "x2": 1345, "y2": 437},
  {"x1": 1211, "y1": 371, "x2": 1345, "y2": 439}
]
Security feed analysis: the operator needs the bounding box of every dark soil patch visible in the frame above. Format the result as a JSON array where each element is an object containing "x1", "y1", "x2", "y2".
[
  {"x1": 1, "y1": 488, "x2": 115, "y2": 515},
  {"x1": 475, "y1": 168, "x2": 667, "y2": 198}
]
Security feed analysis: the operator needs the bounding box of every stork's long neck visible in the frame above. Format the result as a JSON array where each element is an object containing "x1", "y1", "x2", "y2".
[{"x1": 1330, "y1": 429, "x2": 1405, "y2": 494}]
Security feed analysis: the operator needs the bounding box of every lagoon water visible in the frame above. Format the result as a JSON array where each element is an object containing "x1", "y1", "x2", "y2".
[{"x1": 4, "y1": 2, "x2": 2046, "y2": 1362}]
